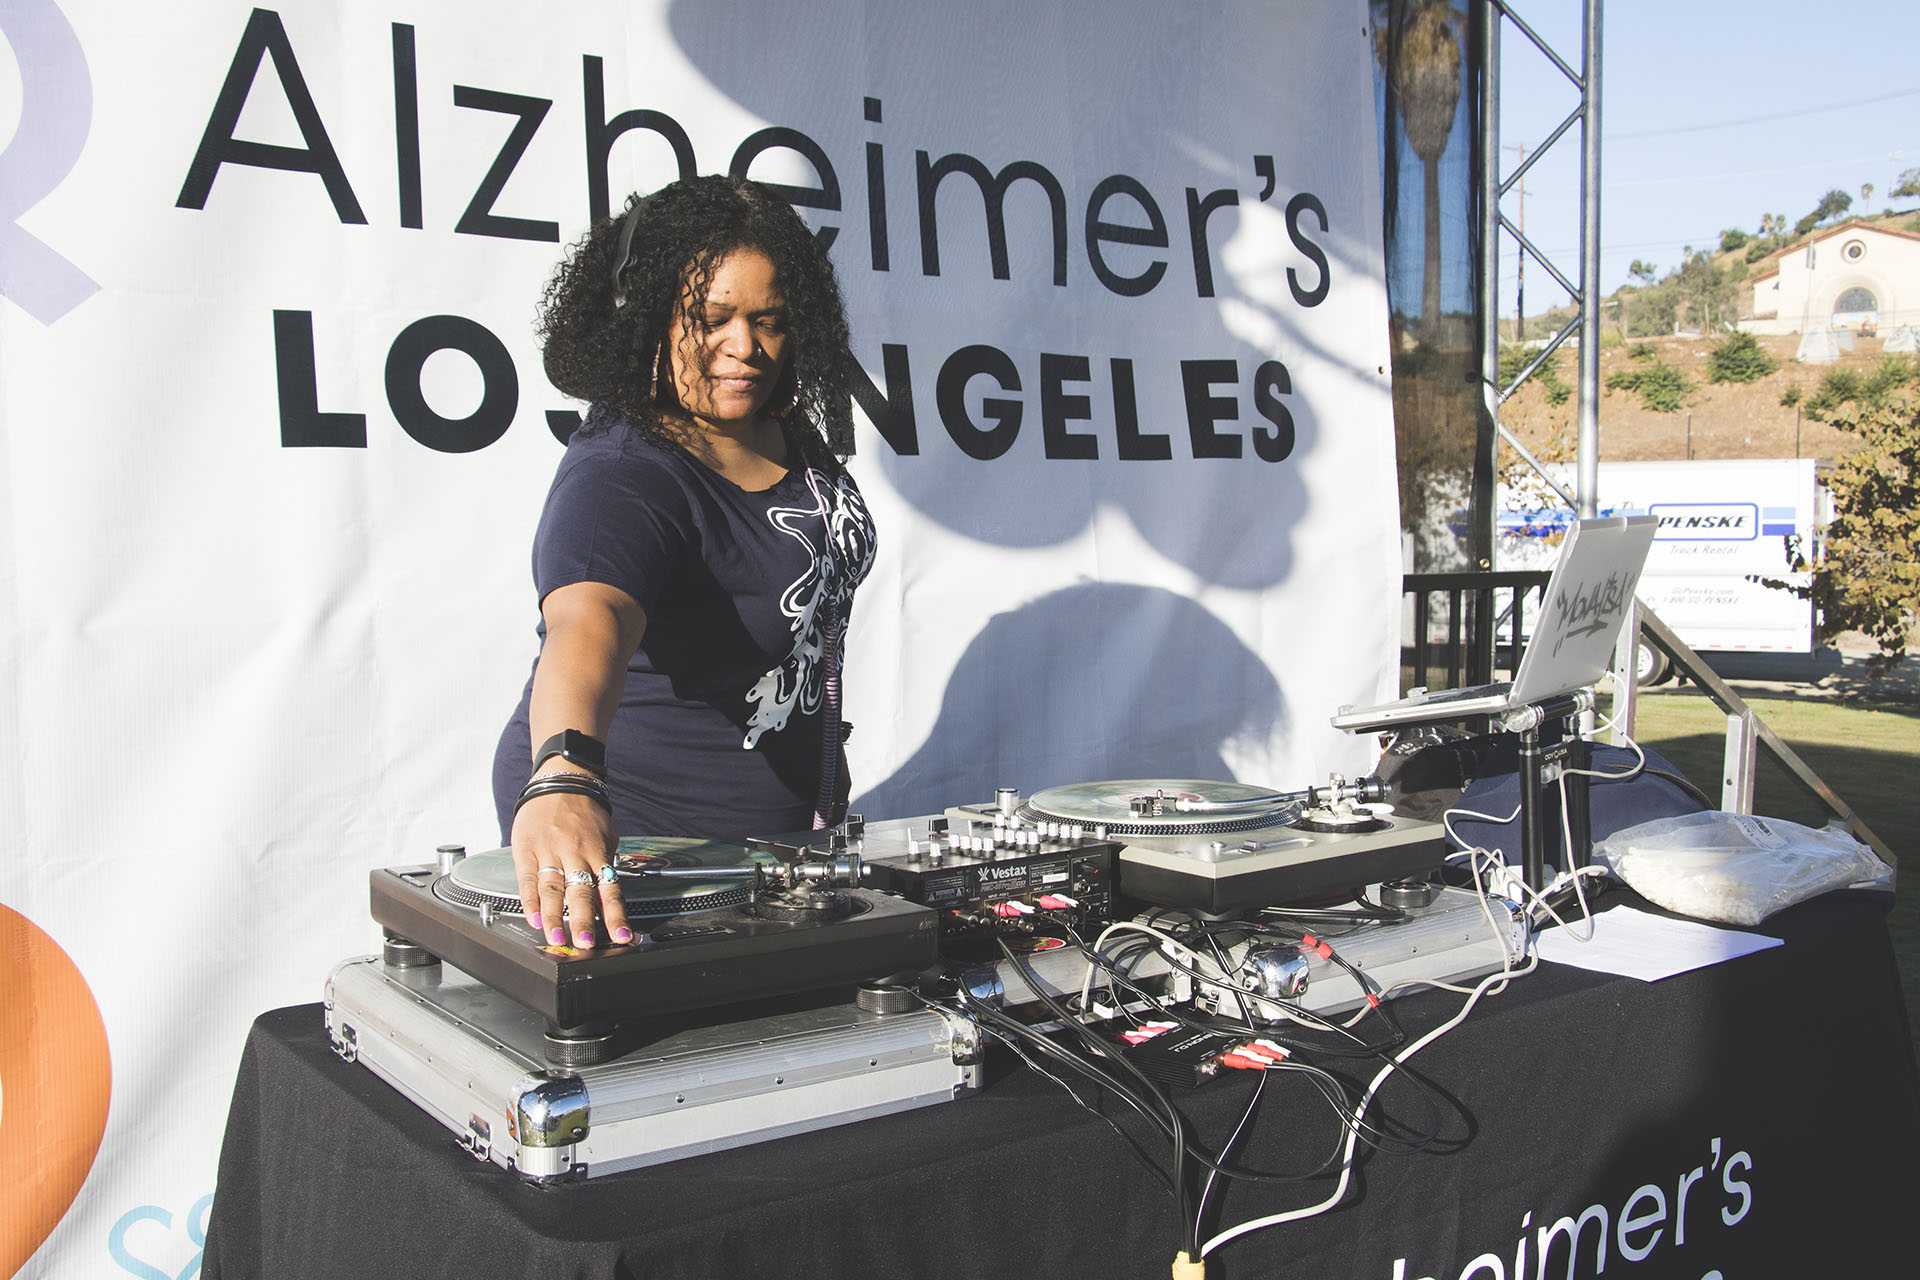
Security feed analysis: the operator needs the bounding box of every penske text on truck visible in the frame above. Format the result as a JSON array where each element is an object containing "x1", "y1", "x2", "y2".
[{"x1": 1499, "y1": 458, "x2": 1823, "y2": 682}]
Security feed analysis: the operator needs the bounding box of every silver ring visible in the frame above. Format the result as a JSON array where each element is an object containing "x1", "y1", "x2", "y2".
[
  {"x1": 565, "y1": 869, "x2": 595, "y2": 887},
  {"x1": 596, "y1": 865, "x2": 619, "y2": 885},
  {"x1": 538, "y1": 866, "x2": 565, "y2": 878}
]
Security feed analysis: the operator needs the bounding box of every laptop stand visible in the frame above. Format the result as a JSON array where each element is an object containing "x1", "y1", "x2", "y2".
[{"x1": 1503, "y1": 690, "x2": 1595, "y2": 891}]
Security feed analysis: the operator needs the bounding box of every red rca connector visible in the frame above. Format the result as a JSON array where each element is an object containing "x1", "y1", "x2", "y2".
[
  {"x1": 1300, "y1": 933, "x2": 1335, "y2": 960},
  {"x1": 1121, "y1": 1020, "x2": 1178, "y2": 1045},
  {"x1": 1220, "y1": 1039, "x2": 1291, "y2": 1070},
  {"x1": 1036, "y1": 893, "x2": 1078, "y2": 910}
]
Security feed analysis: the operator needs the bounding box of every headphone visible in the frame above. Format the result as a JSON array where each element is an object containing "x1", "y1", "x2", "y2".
[{"x1": 609, "y1": 192, "x2": 656, "y2": 311}]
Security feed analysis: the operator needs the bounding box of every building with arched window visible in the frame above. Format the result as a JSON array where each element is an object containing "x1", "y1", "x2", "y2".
[{"x1": 1741, "y1": 218, "x2": 1920, "y2": 336}]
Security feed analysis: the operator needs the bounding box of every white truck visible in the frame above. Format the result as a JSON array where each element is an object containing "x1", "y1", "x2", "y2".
[{"x1": 1498, "y1": 458, "x2": 1825, "y2": 683}]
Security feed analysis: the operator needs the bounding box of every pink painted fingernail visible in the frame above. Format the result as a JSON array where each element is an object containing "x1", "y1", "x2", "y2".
[
  {"x1": 575, "y1": 931, "x2": 595, "y2": 948},
  {"x1": 548, "y1": 927, "x2": 567, "y2": 945},
  {"x1": 529, "y1": 912, "x2": 544, "y2": 930},
  {"x1": 611, "y1": 927, "x2": 633, "y2": 944}
]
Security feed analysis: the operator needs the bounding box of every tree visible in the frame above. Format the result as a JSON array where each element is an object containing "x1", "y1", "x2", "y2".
[
  {"x1": 1776, "y1": 379, "x2": 1920, "y2": 670},
  {"x1": 1625, "y1": 272, "x2": 1680, "y2": 338},
  {"x1": 1607, "y1": 360, "x2": 1692, "y2": 412},
  {"x1": 1672, "y1": 247, "x2": 1737, "y2": 332},
  {"x1": 1794, "y1": 188, "x2": 1853, "y2": 237},
  {"x1": 1499, "y1": 344, "x2": 1571, "y2": 405},
  {"x1": 1707, "y1": 331, "x2": 1778, "y2": 384},
  {"x1": 1893, "y1": 167, "x2": 1920, "y2": 200},
  {"x1": 1612, "y1": 260, "x2": 1660, "y2": 339},
  {"x1": 1719, "y1": 227, "x2": 1749, "y2": 253},
  {"x1": 1862, "y1": 182, "x2": 1875, "y2": 209},
  {"x1": 1388, "y1": 1, "x2": 1464, "y2": 337},
  {"x1": 1374, "y1": 2, "x2": 1476, "y2": 569}
]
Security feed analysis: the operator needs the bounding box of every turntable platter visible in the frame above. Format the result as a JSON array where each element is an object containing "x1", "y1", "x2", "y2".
[
  {"x1": 1023, "y1": 779, "x2": 1299, "y2": 837},
  {"x1": 436, "y1": 837, "x2": 777, "y2": 918}
]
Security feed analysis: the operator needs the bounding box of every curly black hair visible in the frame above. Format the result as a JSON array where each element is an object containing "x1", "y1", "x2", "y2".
[{"x1": 538, "y1": 175, "x2": 857, "y2": 462}]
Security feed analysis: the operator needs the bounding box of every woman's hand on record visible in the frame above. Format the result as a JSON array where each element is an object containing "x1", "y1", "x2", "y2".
[
  {"x1": 510, "y1": 787, "x2": 631, "y2": 949},
  {"x1": 513, "y1": 581, "x2": 648, "y2": 949}
]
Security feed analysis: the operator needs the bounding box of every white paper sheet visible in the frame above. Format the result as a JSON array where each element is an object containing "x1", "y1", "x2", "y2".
[{"x1": 1535, "y1": 905, "x2": 1784, "y2": 981}]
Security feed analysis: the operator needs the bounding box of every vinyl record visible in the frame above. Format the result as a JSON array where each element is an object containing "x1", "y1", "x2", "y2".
[
  {"x1": 1023, "y1": 779, "x2": 1299, "y2": 836},
  {"x1": 434, "y1": 837, "x2": 776, "y2": 918}
]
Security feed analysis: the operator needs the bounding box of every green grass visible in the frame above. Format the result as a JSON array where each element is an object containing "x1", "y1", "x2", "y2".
[{"x1": 1608, "y1": 689, "x2": 1920, "y2": 1064}]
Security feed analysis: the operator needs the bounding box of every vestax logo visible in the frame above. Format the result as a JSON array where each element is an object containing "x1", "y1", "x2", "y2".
[
  {"x1": 0, "y1": 0, "x2": 100, "y2": 322},
  {"x1": 1, "y1": 904, "x2": 114, "y2": 1275}
]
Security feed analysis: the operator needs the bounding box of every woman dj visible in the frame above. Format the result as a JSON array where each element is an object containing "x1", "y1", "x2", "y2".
[{"x1": 491, "y1": 175, "x2": 876, "y2": 952}]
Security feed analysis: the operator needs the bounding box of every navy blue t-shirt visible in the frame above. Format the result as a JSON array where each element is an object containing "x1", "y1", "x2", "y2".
[{"x1": 493, "y1": 410, "x2": 876, "y2": 841}]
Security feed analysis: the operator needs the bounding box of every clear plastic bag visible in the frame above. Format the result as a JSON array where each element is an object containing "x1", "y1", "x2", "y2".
[{"x1": 1592, "y1": 810, "x2": 1891, "y2": 926}]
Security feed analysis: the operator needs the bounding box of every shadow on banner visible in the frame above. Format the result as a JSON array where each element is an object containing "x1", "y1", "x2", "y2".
[{"x1": 854, "y1": 582, "x2": 1283, "y2": 821}]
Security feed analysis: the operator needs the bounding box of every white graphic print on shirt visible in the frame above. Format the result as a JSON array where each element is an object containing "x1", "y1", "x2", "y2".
[{"x1": 742, "y1": 466, "x2": 876, "y2": 748}]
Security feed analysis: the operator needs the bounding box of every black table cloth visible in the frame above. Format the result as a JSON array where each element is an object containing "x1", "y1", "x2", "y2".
[{"x1": 203, "y1": 890, "x2": 1920, "y2": 1279}]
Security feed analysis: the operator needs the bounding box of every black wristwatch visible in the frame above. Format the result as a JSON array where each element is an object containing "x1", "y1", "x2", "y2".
[{"x1": 533, "y1": 729, "x2": 607, "y2": 778}]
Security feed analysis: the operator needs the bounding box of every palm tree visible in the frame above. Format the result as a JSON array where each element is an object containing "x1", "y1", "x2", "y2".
[{"x1": 1393, "y1": 2, "x2": 1464, "y2": 337}]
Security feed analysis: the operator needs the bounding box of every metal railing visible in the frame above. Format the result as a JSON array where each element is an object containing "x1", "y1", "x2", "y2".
[
  {"x1": 1615, "y1": 605, "x2": 1895, "y2": 868},
  {"x1": 1402, "y1": 570, "x2": 1550, "y2": 693},
  {"x1": 1401, "y1": 574, "x2": 1896, "y2": 871}
]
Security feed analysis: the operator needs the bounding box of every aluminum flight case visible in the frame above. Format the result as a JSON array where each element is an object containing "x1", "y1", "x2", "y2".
[{"x1": 324, "y1": 956, "x2": 982, "y2": 1182}]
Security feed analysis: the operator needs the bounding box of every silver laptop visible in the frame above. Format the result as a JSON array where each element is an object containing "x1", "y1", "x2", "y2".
[{"x1": 1331, "y1": 514, "x2": 1658, "y2": 733}]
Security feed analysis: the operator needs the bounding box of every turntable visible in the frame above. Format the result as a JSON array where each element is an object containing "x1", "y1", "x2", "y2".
[
  {"x1": 368, "y1": 836, "x2": 940, "y2": 1064},
  {"x1": 953, "y1": 776, "x2": 1449, "y2": 915}
]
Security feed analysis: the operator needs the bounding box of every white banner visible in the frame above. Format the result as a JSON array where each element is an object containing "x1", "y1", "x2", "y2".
[{"x1": 0, "y1": 3, "x2": 1399, "y2": 1274}]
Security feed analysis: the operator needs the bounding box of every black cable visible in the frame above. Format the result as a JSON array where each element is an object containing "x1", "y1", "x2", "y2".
[
  {"x1": 1256, "y1": 892, "x2": 1407, "y2": 931},
  {"x1": 939, "y1": 990, "x2": 1181, "y2": 1195},
  {"x1": 1105, "y1": 920, "x2": 1454, "y2": 1157},
  {"x1": 949, "y1": 987, "x2": 1173, "y2": 1135},
  {"x1": 1135, "y1": 942, "x2": 1405, "y2": 1058},
  {"x1": 957, "y1": 911, "x2": 1463, "y2": 1191},
  {"x1": 942, "y1": 952, "x2": 1444, "y2": 1183},
  {"x1": 1196, "y1": 927, "x2": 1262, "y2": 1034},
  {"x1": 1196, "y1": 1059, "x2": 1266, "y2": 1238},
  {"x1": 1177, "y1": 920, "x2": 1413, "y2": 1058},
  {"x1": 1078, "y1": 928, "x2": 1409, "y2": 1073},
  {"x1": 996, "y1": 936, "x2": 1197, "y2": 1256},
  {"x1": 953, "y1": 982, "x2": 1363, "y2": 1183},
  {"x1": 1082, "y1": 934, "x2": 1160, "y2": 1015},
  {"x1": 1017, "y1": 934, "x2": 1428, "y2": 1175}
]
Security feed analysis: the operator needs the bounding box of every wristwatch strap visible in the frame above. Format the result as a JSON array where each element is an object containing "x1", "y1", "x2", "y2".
[{"x1": 533, "y1": 729, "x2": 607, "y2": 778}]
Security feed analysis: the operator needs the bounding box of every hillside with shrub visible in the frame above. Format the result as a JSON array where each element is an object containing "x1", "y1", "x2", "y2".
[{"x1": 1498, "y1": 331, "x2": 1918, "y2": 465}]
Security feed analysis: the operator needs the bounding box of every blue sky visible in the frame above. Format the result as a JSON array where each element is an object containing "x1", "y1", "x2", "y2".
[{"x1": 1495, "y1": 0, "x2": 1919, "y2": 315}]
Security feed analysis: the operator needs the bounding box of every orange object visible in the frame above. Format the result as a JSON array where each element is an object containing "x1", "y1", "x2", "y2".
[{"x1": 1, "y1": 905, "x2": 113, "y2": 1276}]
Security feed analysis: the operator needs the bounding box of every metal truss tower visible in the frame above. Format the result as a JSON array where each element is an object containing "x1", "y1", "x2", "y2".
[{"x1": 1477, "y1": 0, "x2": 1603, "y2": 529}]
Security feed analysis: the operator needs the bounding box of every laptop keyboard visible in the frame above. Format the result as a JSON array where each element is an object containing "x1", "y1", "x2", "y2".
[{"x1": 1402, "y1": 683, "x2": 1504, "y2": 704}]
